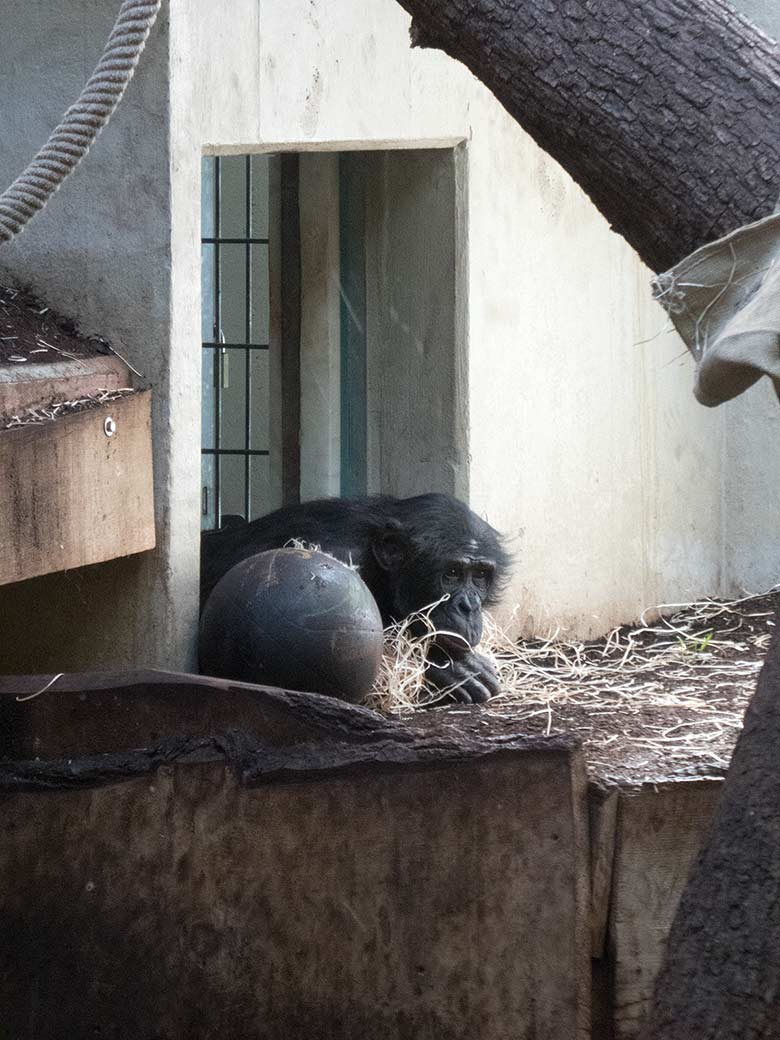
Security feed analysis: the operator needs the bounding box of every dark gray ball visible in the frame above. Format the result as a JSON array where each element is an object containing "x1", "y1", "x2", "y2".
[{"x1": 199, "y1": 547, "x2": 384, "y2": 703}]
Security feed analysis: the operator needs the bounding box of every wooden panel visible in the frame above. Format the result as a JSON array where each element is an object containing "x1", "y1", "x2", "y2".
[
  {"x1": 0, "y1": 676, "x2": 592, "y2": 1040},
  {"x1": 589, "y1": 786, "x2": 618, "y2": 957},
  {"x1": 0, "y1": 390, "x2": 154, "y2": 585},
  {"x1": 363, "y1": 150, "x2": 465, "y2": 498},
  {"x1": 609, "y1": 781, "x2": 723, "y2": 1039}
]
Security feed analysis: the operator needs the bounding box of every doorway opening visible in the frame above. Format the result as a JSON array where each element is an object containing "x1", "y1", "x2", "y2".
[{"x1": 200, "y1": 147, "x2": 466, "y2": 532}]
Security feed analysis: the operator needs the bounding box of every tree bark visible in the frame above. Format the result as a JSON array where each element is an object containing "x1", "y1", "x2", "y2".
[
  {"x1": 644, "y1": 617, "x2": 780, "y2": 1039},
  {"x1": 394, "y1": 0, "x2": 780, "y2": 272}
]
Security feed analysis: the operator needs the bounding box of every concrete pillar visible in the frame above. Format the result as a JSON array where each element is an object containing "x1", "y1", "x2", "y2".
[{"x1": 0, "y1": 2, "x2": 200, "y2": 672}]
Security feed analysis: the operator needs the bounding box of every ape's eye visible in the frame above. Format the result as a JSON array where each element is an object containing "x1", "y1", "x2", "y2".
[
  {"x1": 444, "y1": 565, "x2": 461, "y2": 583},
  {"x1": 473, "y1": 568, "x2": 491, "y2": 588}
]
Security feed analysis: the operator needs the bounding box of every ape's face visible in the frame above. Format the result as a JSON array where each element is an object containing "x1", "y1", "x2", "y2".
[
  {"x1": 433, "y1": 551, "x2": 497, "y2": 647},
  {"x1": 395, "y1": 542, "x2": 501, "y2": 650}
]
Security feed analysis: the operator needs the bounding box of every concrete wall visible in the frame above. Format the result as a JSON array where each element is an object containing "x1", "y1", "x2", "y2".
[
  {"x1": 172, "y1": 0, "x2": 780, "y2": 637},
  {"x1": 299, "y1": 153, "x2": 342, "y2": 500},
  {"x1": 0, "y1": 1, "x2": 200, "y2": 672},
  {"x1": 1, "y1": 0, "x2": 777, "y2": 670},
  {"x1": 734, "y1": 0, "x2": 779, "y2": 37}
]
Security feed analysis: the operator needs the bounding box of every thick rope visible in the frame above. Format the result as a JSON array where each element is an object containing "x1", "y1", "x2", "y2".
[{"x1": 0, "y1": 0, "x2": 162, "y2": 243}]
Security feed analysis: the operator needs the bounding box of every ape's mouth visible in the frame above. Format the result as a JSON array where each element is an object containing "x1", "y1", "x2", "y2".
[{"x1": 432, "y1": 629, "x2": 475, "y2": 656}]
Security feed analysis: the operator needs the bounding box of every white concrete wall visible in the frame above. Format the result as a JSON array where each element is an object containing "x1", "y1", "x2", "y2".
[
  {"x1": 734, "y1": 0, "x2": 779, "y2": 38},
  {"x1": 171, "y1": 0, "x2": 758, "y2": 637},
  {"x1": 173, "y1": 0, "x2": 780, "y2": 636},
  {"x1": 463, "y1": 104, "x2": 732, "y2": 635},
  {"x1": 1, "y1": 0, "x2": 776, "y2": 668}
]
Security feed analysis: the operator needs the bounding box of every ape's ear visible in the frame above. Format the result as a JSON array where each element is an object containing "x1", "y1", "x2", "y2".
[{"x1": 371, "y1": 520, "x2": 408, "y2": 571}]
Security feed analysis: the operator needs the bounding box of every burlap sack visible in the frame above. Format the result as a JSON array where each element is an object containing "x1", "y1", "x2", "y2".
[{"x1": 653, "y1": 211, "x2": 780, "y2": 406}]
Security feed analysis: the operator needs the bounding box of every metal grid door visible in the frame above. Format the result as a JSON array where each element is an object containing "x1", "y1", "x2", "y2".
[{"x1": 201, "y1": 154, "x2": 273, "y2": 530}]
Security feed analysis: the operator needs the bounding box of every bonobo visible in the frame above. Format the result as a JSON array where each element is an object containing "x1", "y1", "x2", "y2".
[{"x1": 201, "y1": 493, "x2": 511, "y2": 705}]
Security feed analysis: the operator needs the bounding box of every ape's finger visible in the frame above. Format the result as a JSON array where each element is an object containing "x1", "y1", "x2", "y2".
[
  {"x1": 470, "y1": 651, "x2": 499, "y2": 679},
  {"x1": 446, "y1": 665, "x2": 476, "y2": 704},
  {"x1": 479, "y1": 667, "x2": 501, "y2": 696},
  {"x1": 453, "y1": 687, "x2": 474, "y2": 704},
  {"x1": 464, "y1": 676, "x2": 492, "y2": 703}
]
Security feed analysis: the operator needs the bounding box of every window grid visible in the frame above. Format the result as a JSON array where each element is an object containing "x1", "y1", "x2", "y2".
[{"x1": 202, "y1": 155, "x2": 271, "y2": 529}]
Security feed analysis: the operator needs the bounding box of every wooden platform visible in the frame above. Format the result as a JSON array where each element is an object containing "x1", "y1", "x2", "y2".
[
  {"x1": 0, "y1": 360, "x2": 155, "y2": 585},
  {"x1": 0, "y1": 670, "x2": 590, "y2": 1040},
  {"x1": 0, "y1": 669, "x2": 729, "y2": 1039}
]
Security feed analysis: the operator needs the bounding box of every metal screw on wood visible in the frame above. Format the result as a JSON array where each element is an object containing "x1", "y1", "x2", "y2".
[{"x1": 104, "y1": 417, "x2": 117, "y2": 437}]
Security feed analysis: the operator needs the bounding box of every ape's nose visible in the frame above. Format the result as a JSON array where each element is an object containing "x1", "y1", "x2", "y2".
[{"x1": 453, "y1": 591, "x2": 479, "y2": 617}]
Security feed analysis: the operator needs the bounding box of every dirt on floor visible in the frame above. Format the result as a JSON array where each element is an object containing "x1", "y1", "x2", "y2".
[
  {"x1": 0, "y1": 283, "x2": 109, "y2": 367},
  {"x1": 394, "y1": 592, "x2": 779, "y2": 788}
]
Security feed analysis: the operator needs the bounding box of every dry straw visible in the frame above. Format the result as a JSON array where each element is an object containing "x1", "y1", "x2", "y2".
[
  {"x1": 368, "y1": 588, "x2": 778, "y2": 785},
  {"x1": 1, "y1": 388, "x2": 135, "y2": 430}
]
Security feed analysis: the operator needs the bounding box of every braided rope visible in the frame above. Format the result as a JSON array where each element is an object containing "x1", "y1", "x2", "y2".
[{"x1": 0, "y1": 0, "x2": 162, "y2": 243}]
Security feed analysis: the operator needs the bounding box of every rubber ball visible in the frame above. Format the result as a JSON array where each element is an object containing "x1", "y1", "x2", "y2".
[{"x1": 199, "y1": 547, "x2": 384, "y2": 703}]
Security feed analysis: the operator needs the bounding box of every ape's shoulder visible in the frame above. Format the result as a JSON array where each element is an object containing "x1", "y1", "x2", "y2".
[{"x1": 200, "y1": 495, "x2": 391, "y2": 602}]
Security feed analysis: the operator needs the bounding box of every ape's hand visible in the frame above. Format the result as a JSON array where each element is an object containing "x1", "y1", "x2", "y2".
[{"x1": 425, "y1": 648, "x2": 501, "y2": 705}]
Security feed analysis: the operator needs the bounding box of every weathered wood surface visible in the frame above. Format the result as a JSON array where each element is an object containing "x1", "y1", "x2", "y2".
[
  {"x1": 608, "y1": 780, "x2": 723, "y2": 1039},
  {"x1": 0, "y1": 389, "x2": 154, "y2": 585},
  {"x1": 0, "y1": 353, "x2": 130, "y2": 417},
  {"x1": 0, "y1": 670, "x2": 590, "y2": 1039},
  {"x1": 589, "y1": 786, "x2": 619, "y2": 958},
  {"x1": 395, "y1": 0, "x2": 780, "y2": 272},
  {"x1": 0, "y1": 668, "x2": 583, "y2": 788}
]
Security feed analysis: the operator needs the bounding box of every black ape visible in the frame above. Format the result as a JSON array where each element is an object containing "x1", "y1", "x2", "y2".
[{"x1": 200, "y1": 493, "x2": 511, "y2": 704}]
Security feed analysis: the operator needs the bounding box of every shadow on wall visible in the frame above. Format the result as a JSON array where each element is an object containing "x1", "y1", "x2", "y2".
[{"x1": 0, "y1": 550, "x2": 188, "y2": 674}]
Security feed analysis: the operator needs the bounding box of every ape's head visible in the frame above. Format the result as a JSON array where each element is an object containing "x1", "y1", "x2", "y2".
[{"x1": 370, "y1": 494, "x2": 511, "y2": 652}]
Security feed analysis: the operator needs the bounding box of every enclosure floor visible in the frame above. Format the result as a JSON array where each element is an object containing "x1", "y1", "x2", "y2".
[{"x1": 401, "y1": 593, "x2": 778, "y2": 787}]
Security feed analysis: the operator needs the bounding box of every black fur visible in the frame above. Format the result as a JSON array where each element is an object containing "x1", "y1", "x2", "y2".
[{"x1": 201, "y1": 493, "x2": 511, "y2": 704}]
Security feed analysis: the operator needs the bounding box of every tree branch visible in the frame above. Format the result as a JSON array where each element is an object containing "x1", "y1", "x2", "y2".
[{"x1": 395, "y1": 0, "x2": 780, "y2": 271}]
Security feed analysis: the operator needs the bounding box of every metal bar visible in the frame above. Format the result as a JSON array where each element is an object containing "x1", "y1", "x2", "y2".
[
  {"x1": 214, "y1": 156, "x2": 222, "y2": 526},
  {"x1": 201, "y1": 342, "x2": 269, "y2": 350},
  {"x1": 280, "y1": 153, "x2": 301, "y2": 505},
  {"x1": 201, "y1": 448, "x2": 270, "y2": 457},
  {"x1": 202, "y1": 237, "x2": 269, "y2": 245},
  {"x1": 244, "y1": 153, "x2": 252, "y2": 522}
]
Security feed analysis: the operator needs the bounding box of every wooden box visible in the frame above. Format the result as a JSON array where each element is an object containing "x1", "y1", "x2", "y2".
[{"x1": 0, "y1": 389, "x2": 155, "y2": 585}]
